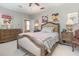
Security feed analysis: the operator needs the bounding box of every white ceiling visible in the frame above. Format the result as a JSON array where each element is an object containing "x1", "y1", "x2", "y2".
[
  {"x1": 0, "y1": 3, "x2": 79, "y2": 15},
  {"x1": 0, "y1": 3, "x2": 64, "y2": 15}
]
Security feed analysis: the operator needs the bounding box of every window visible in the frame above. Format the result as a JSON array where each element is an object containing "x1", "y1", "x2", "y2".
[
  {"x1": 26, "y1": 21, "x2": 30, "y2": 30},
  {"x1": 24, "y1": 20, "x2": 30, "y2": 32}
]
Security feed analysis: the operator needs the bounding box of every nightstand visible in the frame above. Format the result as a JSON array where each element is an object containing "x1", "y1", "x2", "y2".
[{"x1": 61, "y1": 32, "x2": 73, "y2": 44}]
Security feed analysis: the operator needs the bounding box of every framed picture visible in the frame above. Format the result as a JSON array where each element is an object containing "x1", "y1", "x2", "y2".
[
  {"x1": 42, "y1": 16, "x2": 48, "y2": 23},
  {"x1": 52, "y1": 13, "x2": 59, "y2": 22},
  {"x1": 1, "y1": 14, "x2": 12, "y2": 25},
  {"x1": 68, "y1": 12, "x2": 78, "y2": 24}
]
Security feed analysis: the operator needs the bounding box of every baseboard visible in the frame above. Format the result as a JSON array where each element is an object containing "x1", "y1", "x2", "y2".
[{"x1": 59, "y1": 41, "x2": 72, "y2": 46}]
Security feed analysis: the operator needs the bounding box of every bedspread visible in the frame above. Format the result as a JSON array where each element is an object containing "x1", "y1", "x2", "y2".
[{"x1": 18, "y1": 32, "x2": 59, "y2": 53}]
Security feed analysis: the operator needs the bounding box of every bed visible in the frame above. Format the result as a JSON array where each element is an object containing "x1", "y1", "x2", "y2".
[{"x1": 17, "y1": 22, "x2": 60, "y2": 56}]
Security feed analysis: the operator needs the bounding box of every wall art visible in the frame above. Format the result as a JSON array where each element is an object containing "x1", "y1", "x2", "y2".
[
  {"x1": 68, "y1": 12, "x2": 78, "y2": 24},
  {"x1": 52, "y1": 13, "x2": 59, "y2": 22},
  {"x1": 42, "y1": 16, "x2": 48, "y2": 23}
]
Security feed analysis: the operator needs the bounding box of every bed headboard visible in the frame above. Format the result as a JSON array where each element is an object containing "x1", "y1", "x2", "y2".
[
  {"x1": 41, "y1": 22, "x2": 60, "y2": 32},
  {"x1": 41, "y1": 22, "x2": 61, "y2": 40}
]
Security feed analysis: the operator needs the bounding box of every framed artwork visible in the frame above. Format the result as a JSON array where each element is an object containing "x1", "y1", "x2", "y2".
[
  {"x1": 0, "y1": 14, "x2": 12, "y2": 29},
  {"x1": 42, "y1": 16, "x2": 48, "y2": 23},
  {"x1": 52, "y1": 13, "x2": 59, "y2": 22},
  {"x1": 1, "y1": 15, "x2": 12, "y2": 25},
  {"x1": 68, "y1": 12, "x2": 78, "y2": 24}
]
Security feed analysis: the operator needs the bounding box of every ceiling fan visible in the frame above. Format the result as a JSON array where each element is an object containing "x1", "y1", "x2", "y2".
[
  {"x1": 29, "y1": 3, "x2": 45, "y2": 10},
  {"x1": 29, "y1": 3, "x2": 40, "y2": 6},
  {"x1": 18, "y1": 3, "x2": 45, "y2": 10}
]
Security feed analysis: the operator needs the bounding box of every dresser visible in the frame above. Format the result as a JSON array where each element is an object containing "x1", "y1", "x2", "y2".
[
  {"x1": 61, "y1": 32, "x2": 73, "y2": 44},
  {"x1": 0, "y1": 29, "x2": 22, "y2": 43}
]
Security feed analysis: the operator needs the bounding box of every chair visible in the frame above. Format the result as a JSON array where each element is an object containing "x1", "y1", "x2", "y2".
[{"x1": 72, "y1": 29, "x2": 79, "y2": 51}]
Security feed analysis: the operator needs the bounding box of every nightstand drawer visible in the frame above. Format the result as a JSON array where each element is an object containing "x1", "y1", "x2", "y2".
[{"x1": 61, "y1": 32, "x2": 73, "y2": 43}]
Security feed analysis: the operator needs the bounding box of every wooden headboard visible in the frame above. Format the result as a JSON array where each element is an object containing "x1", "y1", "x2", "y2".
[{"x1": 41, "y1": 22, "x2": 61, "y2": 41}]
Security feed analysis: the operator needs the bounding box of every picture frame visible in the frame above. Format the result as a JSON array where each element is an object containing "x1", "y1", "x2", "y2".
[
  {"x1": 68, "y1": 12, "x2": 79, "y2": 24},
  {"x1": 42, "y1": 16, "x2": 48, "y2": 23},
  {"x1": 52, "y1": 13, "x2": 59, "y2": 22},
  {"x1": 1, "y1": 15, "x2": 12, "y2": 25}
]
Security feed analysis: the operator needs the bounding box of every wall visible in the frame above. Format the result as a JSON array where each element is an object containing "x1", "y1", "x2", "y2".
[
  {"x1": 1, "y1": 4, "x2": 78, "y2": 32},
  {"x1": 29, "y1": 5, "x2": 79, "y2": 32},
  {"x1": 29, "y1": 7, "x2": 63, "y2": 32},
  {"x1": 35, "y1": 8, "x2": 62, "y2": 31},
  {"x1": 0, "y1": 6, "x2": 26, "y2": 30}
]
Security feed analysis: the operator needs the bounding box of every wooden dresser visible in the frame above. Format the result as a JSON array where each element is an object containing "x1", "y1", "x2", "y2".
[{"x1": 0, "y1": 29, "x2": 22, "y2": 43}]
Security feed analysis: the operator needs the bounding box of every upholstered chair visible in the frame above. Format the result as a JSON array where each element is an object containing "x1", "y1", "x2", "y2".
[{"x1": 72, "y1": 29, "x2": 79, "y2": 51}]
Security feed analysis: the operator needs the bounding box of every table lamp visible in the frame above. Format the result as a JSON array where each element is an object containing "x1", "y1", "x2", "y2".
[{"x1": 66, "y1": 19, "x2": 73, "y2": 32}]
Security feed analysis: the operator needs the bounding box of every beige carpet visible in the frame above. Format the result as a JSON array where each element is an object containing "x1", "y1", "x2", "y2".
[
  {"x1": 52, "y1": 44, "x2": 79, "y2": 56},
  {"x1": 0, "y1": 40, "x2": 79, "y2": 56}
]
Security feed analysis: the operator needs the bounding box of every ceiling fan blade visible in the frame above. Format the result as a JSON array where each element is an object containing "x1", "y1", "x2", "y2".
[
  {"x1": 29, "y1": 3, "x2": 32, "y2": 7},
  {"x1": 35, "y1": 3, "x2": 40, "y2": 6},
  {"x1": 40, "y1": 7, "x2": 45, "y2": 9}
]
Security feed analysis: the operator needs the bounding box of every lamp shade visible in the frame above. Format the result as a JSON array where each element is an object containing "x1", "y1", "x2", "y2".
[
  {"x1": 35, "y1": 23, "x2": 39, "y2": 26},
  {"x1": 66, "y1": 19, "x2": 73, "y2": 25}
]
